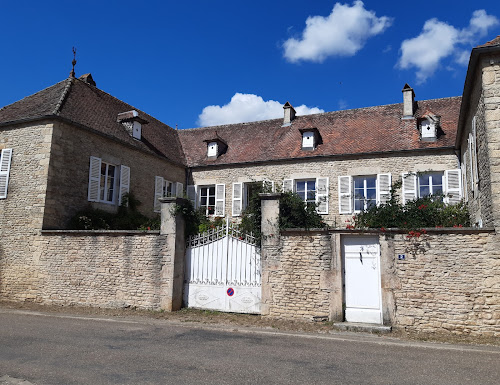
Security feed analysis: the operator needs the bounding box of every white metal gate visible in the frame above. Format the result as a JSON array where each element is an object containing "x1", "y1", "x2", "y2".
[
  {"x1": 343, "y1": 236, "x2": 383, "y2": 324},
  {"x1": 184, "y1": 221, "x2": 261, "y2": 314}
]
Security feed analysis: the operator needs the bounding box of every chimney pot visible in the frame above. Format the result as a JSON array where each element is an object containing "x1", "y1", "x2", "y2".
[
  {"x1": 283, "y1": 101, "x2": 296, "y2": 126},
  {"x1": 402, "y1": 83, "x2": 415, "y2": 119}
]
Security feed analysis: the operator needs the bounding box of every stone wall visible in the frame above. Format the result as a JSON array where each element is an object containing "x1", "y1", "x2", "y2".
[
  {"x1": 2, "y1": 231, "x2": 168, "y2": 309},
  {"x1": 0, "y1": 122, "x2": 53, "y2": 299},
  {"x1": 261, "y1": 227, "x2": 500, "y2": 337},
  {"x1": 44, "y1": 121, "x2": 186, "y2": 229},
  {"x1": 191, "y1": 150, "x2": 458, "y2": 227}
]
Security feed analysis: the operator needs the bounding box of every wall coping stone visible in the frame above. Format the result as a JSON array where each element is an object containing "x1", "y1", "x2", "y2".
[
  {"x1": 40, "y1": 230, "x2": 161, "y2": 236},
  {"x1": 281, "y1": 227, "x2": 495, "y2": 235}
]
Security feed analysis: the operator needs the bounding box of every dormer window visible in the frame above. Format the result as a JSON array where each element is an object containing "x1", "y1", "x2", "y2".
[
  {"x1": 204, "y1": 135, "x2": 227, "y2": 159},
  {"x1": 419, "y1": 112, "x2": 439, "y2": 141},
  {"x1": 302, "y1": 131, "x2": 315, "y2": 149},
  {"x1": 207, "y1": 141, "x2": 218, "y2": 157},
  {"x1": 298, "y1": 128, "x2": 322, "y2": 151},
  {"x1": 117, "y1": 110, "x2": 148, "y2": 140}
]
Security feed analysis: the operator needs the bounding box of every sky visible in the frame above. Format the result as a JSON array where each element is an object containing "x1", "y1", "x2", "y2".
[{"x1": 1, "y1": 1, "x2": 499, "y2": 129}]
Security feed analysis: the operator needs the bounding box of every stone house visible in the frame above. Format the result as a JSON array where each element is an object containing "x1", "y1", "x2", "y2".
[{"x1": 0, "y1": 37, "x2": 499, "y2": 333}]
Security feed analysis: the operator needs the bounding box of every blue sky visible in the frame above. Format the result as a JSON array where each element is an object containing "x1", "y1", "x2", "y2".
[{"x1": 1, "y1": 1, "x2": 499, "y2": 129}]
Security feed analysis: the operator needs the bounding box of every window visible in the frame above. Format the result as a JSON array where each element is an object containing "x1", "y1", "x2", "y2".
[
  {"x1": 353, "y1": 176, "x2": 376, "y2": 211},
  {"x1": 199, "y1": 186, "x2": 216, "y2": 215},
  {"x1": 296, "y1": 180, "x2": 316, "y2": 204},
  {"x1": 0, "y1": 148, "x2": 13, "y2": 199},
  {"x1": 154, "y1": 177, "x2": 183, "y2": 212},
  {"x1": 418, "y1": 172, "x2": 443, "y2": 197},
  {"x1": 88, "y1": 156, "x2": 129, "y2": 205},
  {"x1": 232, "y1": 181, "x2": 275, "y2": 216},
  {"x1": 402, "y1": 170, "x2": 461, "y2": 205},
  {"x1": 283, "y1": 177, "x2": 329, "y2": 214},
  {"x1": 338, "y1": 174, "x2": 391, "y2": 214},
  {"x1": 207, "y1": 142, "x2": 218, "y2": 157},
  {"x1": 100, "y1": 162, "x2": 116, "y2": 203},
  {"x1": 302, "y1": 132, "x2": 315, "y2": 149}
]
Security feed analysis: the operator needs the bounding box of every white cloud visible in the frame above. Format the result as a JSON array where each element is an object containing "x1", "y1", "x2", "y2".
[
  {"x1": 398, "y1": 10, "x2": 499, "y2": 83},
  {"x1": 283, "y1": 1, "x2": 392, "y2": 63},
  {"x1": 197, "y1": 93, "x2": 324, "y2": 127}
]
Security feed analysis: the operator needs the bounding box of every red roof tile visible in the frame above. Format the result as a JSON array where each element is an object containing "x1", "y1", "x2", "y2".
[{"x1": 178, "y1": 97, "x2": 461, "y2": 167}]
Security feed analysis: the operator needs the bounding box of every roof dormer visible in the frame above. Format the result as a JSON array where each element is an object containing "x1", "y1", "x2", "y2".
[
  {"x1": 298, "y1": 127, "x2": 322, "y2": 151},
  {"x1": 204, "y1": 134, "x2": 227, "y2": 159},
  {"x1": 419, "y1": 111, "x2": 440, "y2": 141},
  {"x1": 117, "y1": 110, "x2": 148, "y2": 140}
]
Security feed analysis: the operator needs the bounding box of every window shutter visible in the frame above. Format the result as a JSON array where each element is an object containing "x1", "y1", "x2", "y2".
[
  {"x1": 461, "y1": 154, "x2": 468, "y2": 202},
  {"x1": 0, "y1": 148, "x2": 13, "y2": 199},
  {"x1": 471, "y1": 116, "x2": 479, "y2": 193},
  {"x1": 376, "y1": 173, "x2": 392, "y2": 205},
  {"x1": 262, "y1": 180, "x2": 275, "y2": 193},
  {"x1": 88, "y1": 156, "x2": 101, "y2": 202},
  {"x1": 283, "y1": 179, "x2": 293, "y2": 193},
  {"x1": 402, "y1": 173, "x2": 417, "y2": 204},
  {"x1": 232, "y1": 182, "x2": 243, "y2": 217},
  {"x1": 445, "y1": 169, "x2": 462, "y2": 205},
  {"x1": 176, "y1": 182, "x2": 183, "y2": 198},
  {"x1": 215, "y1": 183, "x2": 225, "y2": 217},
  {"x1": 338, "y1": 175, "x2": 352, "y2": 214},
  {"x1": 154, "y1": 176, "x2": 164, "y2": 212},
  {"x1": 119, "y1": 165, "x2": 130, "y2": 206},
  {"x1": 187, "y1": 185, "x2": 197, "y2": 208},
  {"x1": 316, "y1": 177, "x2": 329, "y2": 214}
]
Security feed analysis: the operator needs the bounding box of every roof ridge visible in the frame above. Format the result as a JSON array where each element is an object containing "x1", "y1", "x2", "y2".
[
  {"x1": 53, "y1": 78, "x2": 73, "y2": 115},
  {"x1": 180, "y1": 96, "x2": 462, "y2": 132}
]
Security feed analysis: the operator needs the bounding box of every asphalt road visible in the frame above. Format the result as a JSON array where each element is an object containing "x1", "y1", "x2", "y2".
[{"x1": 0, "y1": 309, "x2": 499, "y2": 385}]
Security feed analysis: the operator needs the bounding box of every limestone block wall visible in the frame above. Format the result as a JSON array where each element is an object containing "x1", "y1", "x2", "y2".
[
  {"x1": 1, "y1": 231, "x2": 170, "y2": 309},
  {"x1": 263, "y1": 230, "x2": 499, "y2": 336},
  {"x1": 264, "y1": 233, "x2": 333, "y2": 319},
  {"x1": 190, "y1": 150, "x2": 458, "y2": 227},
  {"x1": 44, "y1": 121, "x2": 186, "y2": 229},
  {"x1": 0, "y1": 122, "x2": 53, "y2": 300}
]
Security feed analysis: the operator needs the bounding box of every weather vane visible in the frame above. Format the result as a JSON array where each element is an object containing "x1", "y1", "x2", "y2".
[{"x1": 70, "y1": 47, "x2": 77, "y2": 78}]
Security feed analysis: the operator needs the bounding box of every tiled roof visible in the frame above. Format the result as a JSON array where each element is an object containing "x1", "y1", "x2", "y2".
[
  {"x1": 476, "y1": 35, "x2": 500, "y2": 48},
  {"x1": 178, "y1": 97, "x2": 461, "y2": 167},
  {"x1": 0, "y1": 77, "x2": 185, "y2": 166}
]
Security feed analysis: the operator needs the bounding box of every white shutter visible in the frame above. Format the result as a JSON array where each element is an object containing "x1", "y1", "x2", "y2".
[
  {"x1": 215, "y1": 183, "x2": 225, "y2": 217},
  {"x1": 402, "y1": 173, "x2": 417, "y2": 204},
  {"x1": 338, "y1": 175, "x2": 352, "y2": 214},
  {"x1": 187, "y1": 185, "x2": 197, "y2": 208},
  {"x1": 262, "y1": 180, "x2": 275, "y2": 193},
  {"x1": 154, "y1": 176, "x2": 164, "y2": 212},
  {"x1": 445, "y1": 169, "x2": 462, "y2": 205},
  {"x1": 88, "y1": 156, "x2": 101, "y2": 202},
  {"x1": 376, "y1": 173, "x2": 392, "y2": 205},
  {"x1": 119, "y1": 165, "x2": 130, "y2": 206},
  {"x1": 283, "y1": 179, "x2": 293, "y2": 193},
  {"x1": 461, "y1": 153, "x2": 468, "y2": 202},
  {"x1": 468, "y1": 134, "x2": 474, "y2": 193},
  {"x1": 472, "y1": 116, "x2": 479, "y2": 193},
  {"x1": 232, "y1": 182, "x2": 243, "y2": 216},
  {"x1": 0, "y1": 148, "x2": 13, "y2": 199},
  {"x1": 176, "y1": 182, "x2": 183, "y2": 198},
  {"x1": 316, "y1": 177, "x2": 329, "y2": 214}
]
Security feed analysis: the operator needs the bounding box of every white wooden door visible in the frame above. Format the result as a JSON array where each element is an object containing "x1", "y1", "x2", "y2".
[{"x1": 343, "y1": 236, "x2": 382, "y2": 324}]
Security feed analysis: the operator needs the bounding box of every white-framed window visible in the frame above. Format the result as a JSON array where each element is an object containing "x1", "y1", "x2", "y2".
[
  {"x1": 353, "y1": 176, "x2": 376, "y2": 211},
  {"x1": 88, "y1": 156, "x2": 129, "y2": 205},
  {"x1": 187, "y1": 184, "x2": 226, "y2": 217},
  {"x1": 0, "y1": 148, "x2": 13, "y2": 199},
  {"x1": 283, "y1": 177, "x2": 329, "y2": 214},
  {"x1": 402, "y1": 170, "x2": 461, "y2": 205},
  {"x1": 100, "y1": 162, "x2": 117, "y2": 203},
  {"x1": 199, "y1": 186, "x2": 216, "y2": 215},
  {"x1": 296, "y1": 179, "x2": 316, "y2": 204},
  {"x1": 338, "y1": 174, "x2": 391, "y2": 214},
  {"x1": 302, "y1": 131, "x2": 315, "y2": 149},
  {"x1": 417, "y1": 172, "x2": 443, "y2": 197},
  {"x1": 154, "y1": 177, "x2": 183, "y2": 212},
  {"x1": 232, "y1": 180, "x2": 275, "y2": 216},
  {"x1": 207, "y1": 142, "x2": 218, "y2": 157}
]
